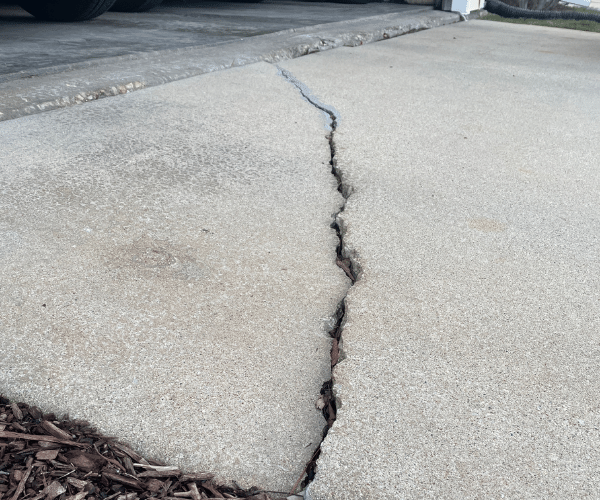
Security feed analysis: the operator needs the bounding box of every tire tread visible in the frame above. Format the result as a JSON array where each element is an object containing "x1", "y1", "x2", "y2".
[{"x1": 19, "y1": 0, "x2": 117, "y2": 21}]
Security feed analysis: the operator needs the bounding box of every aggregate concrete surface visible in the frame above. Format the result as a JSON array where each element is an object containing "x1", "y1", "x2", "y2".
[
  {"x1": 279, "y1": 21, "x2": 600, "y2": 499},
  {"x1": 0, "y1": 62, "x2": 350, "y2": 492}
]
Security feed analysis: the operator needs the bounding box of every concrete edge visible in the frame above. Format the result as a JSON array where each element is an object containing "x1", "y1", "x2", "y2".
[
  {"x1": 0, "y1": 7, "x2": 431, "y2": 85},
  {"x1": 0, "y1": 9, "x2": 485, "y2": 122}
]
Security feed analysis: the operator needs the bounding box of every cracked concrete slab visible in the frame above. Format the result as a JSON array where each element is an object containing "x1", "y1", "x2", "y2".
[
  {"x1": 280, "y1": 21, "x2": 600, "y2": 499},
  {"x1": 0, "y1": 61, "x2": 349, "y2": 492}
]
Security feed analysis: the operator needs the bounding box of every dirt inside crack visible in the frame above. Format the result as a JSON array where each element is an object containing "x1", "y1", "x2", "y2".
[
  {"x1": 297, "y1": 138, "x2": 356, "y2": 495},
  {"x1": 276, "y1": 67, "x2": 357, "y2": 496}
]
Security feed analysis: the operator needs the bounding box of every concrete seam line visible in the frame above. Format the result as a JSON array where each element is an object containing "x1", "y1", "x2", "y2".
[
  {"x1": 276, "y1": 66, "x2": 359, "y2": 498},
  {"x1": 1, "y1": 11, "x2": 465, "y2": 123}
]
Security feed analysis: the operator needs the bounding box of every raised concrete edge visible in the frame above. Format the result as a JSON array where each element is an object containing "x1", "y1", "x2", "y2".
[
  {"x1": 0, "y1": 8, "x2": 485, "y2": 122},
  {"x1": 0, "y1": 6, "x2": 430, "y2": 85}
]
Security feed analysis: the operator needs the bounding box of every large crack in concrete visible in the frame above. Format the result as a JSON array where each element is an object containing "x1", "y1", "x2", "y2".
[{"x1": 276, "y1": 67, "x2": 358, "y2": 498}]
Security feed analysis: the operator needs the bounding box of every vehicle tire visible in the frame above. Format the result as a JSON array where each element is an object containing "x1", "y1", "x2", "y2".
[
  {"x1": 110, "y1": 0, "x2": 163, "y2": 12},
  {"x1": 19, "y1": 0, "x2": 117, "y2": 20}
]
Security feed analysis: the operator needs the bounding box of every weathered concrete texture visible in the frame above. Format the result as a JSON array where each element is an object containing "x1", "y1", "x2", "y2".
[
  {"x1": 0, "y1": 7, "x2": 467, "y2": 122},
  {"x1": 281, "y1": 22, "x2": 600, "y2": 499},
  {"x1": 0, "y1": 62, "x2": 349, "y2": 491}
]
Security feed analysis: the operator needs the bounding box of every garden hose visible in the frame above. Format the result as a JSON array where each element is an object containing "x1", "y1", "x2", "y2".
[{"x1": 485, "y1": 0, "x2": 600, "y2": 21}]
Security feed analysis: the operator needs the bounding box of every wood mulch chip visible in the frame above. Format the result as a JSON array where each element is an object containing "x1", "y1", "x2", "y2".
[{"x1": 0, "y1": 397, "x2": 287, "y2": 500}]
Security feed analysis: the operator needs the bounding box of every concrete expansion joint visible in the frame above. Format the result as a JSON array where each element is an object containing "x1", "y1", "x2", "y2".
[{"x1": 276, "y1": 66, "x2": 359, "y2": 499}]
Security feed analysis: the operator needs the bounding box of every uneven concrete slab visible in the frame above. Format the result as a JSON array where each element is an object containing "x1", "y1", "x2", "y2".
[
  {"x1": 280, "y1": 22, "x2": 600, "y2": 499},
  {"x1": 0, "y1": 7, "x2": 471, "y2": 122},
  {"x1": 0, "y1": 62, "x2": 349, "y2": 491},
  {"x1": 0, "y1": 1, "x2": 428, "y2": 76}
]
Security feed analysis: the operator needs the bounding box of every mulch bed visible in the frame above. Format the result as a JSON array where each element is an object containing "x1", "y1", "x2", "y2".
[{"x1": 0, "y1": 397, "x2": 288, "y2": 500}]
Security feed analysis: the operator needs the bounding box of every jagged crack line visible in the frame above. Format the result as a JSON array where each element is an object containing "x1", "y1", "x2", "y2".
[{"x1": 277, "y1": 66, "x2": 357, "y2": 496}]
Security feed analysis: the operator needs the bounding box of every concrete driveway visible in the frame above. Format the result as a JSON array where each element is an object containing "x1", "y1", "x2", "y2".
[
  {"x1": 0, "y1": 2, "x2": 466, "y2": 121},
  {"x1": 279, "y1": 20, "x2": 600, "y2": 499},
  {"x1": 2, "y1": 13, "x2": 600, "y2": 500},
  {"x1": 0, "y1": 60, "x2": 350, "y2": 491},
  {"x1": 0, "y1": 0, "x2": 427, "y2": 76}
]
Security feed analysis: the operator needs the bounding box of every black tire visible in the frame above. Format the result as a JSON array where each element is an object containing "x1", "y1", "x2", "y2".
[
  {"x1": 19, "y1": 0, "x2": 117, "y2": 21},
  {"x1": 110, "y1": 0, "x2": 163, "y2": 12}
]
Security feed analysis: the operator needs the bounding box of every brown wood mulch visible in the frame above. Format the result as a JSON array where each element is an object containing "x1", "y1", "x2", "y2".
[{"x1": 0, "y1": 397, "x2": 288, "y2": 500}]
